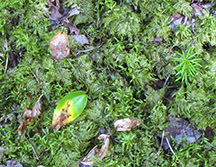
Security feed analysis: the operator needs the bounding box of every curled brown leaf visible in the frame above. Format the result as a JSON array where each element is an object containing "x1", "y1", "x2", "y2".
[
  {"x1": 17, "y1": 95, "x2": 43, "y2": 135},
  {"x1": 81, "y1": 134, "x2": 110, "y2": 166},
  {"x1": 114, "y1": 116, "x2": 141, "y2": 131}
]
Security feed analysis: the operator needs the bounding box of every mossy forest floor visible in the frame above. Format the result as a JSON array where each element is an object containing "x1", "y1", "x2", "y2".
[{"x1": 0, "y1": 0, "x2": 216, "y2": 166}]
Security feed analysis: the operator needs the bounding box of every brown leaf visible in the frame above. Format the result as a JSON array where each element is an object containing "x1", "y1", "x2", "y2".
[
  {"x1": 114, "y1": 117, "x2": 141, "y2": 131},
  {"x1": 162, "y1": 115, "x2": 202, "y2": 150},
  {"x1": 46, "y1": 0, "x2": 62, "y2": 21},
  {"x1": 18, "y1": 95, "x2": 43, "y2": 135},
  {"x1": 96, "y1": 134, "x2": 110, "y2": 159},
  {"x1": 67, "y1": 7, "x2": 81, "y2": 17},
  {"x1": 67, "y1": 23, "x2": 80, "y2": 35},
  {"x1": 50, "y1": 32, "x2": 70, "y2": 61},
  {"x1": 72, "y1": 35, "x2": 89, "y2": 45},
  {"x1": 0, "y1": 160, "x2": 23, "y2": 167},
  {"x1": 81, "y1": 134, "x2": 110, "y2": 166}
]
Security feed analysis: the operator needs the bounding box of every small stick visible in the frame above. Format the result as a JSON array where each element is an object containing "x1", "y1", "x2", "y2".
[
  {"x1": 25, "y1": 137, "x2": 40, "y2": 161},
  {"x1": 155, "y1": 130, "x2": 165, "y2": 166},
  {"x1": 165, "y1": 137, "x2": 183, "y2": 166},
  {"x1": 163, "y1": 75, "x2": 170, "y2": 87},
  {"x1": 4, "y1": 55, "x2": 8, "y2": 74},
  {"x1": 35, "y1": 68, "x2": 41, "y2": 93}
]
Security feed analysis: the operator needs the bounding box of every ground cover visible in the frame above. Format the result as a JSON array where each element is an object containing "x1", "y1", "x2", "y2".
[{"x1": 0, "y1": 0, "x2": 216, "y2": 166}]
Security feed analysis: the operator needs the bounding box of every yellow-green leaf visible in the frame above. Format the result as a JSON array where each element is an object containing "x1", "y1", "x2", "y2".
[{"x1": 52, "y1": 91, "x2": 88, "y2": 131}]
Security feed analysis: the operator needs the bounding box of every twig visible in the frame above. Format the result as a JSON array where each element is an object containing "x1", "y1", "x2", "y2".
[
  {"x1": 4, "y1": 55, "x2": 8, "y2": 74},
  {"x1": 163, "y1": 75, "x2": 170, "y2": 87},
  {"x1": 165, "y1": 137, "x2": 183, "y2": 166},
  {"x1": 155, "y1": 130, "x2": 165, "y2": 166},
  {"x1": 25, "y1": 137, "x2": 40, "y2": 161},
  {"x1": 35, "y1": 68, "x2": 41, "y2": 93},
  {"x1": 74, "y1": 44, "x2": 103, "y2": 57}
]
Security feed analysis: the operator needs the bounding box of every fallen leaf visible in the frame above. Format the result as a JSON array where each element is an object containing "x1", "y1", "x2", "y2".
[
  {"x1": 114, "y1": 117, "x2": 141, "y2": 131},
  {"x1": 0, "y1": 160, "x2": 23, "y2": 167},
  {"x1": 162, "y1": 115, "x2": 202, "y2": 150},
  {"x1": 52, "y1": 91, "x2": 88, "y2": 131},
  {"x1": 46, "y1": 1, "x2": 89, "y2": 45},
  {"x1": 50, "y1": 32, "x2": 70, "y2": 61},
  {"x1": 17, "y1": 95, "x2": 43, "y2": 135},
  {"x1": 67, "y1": 7, "x2": 81, "y2": 17},
  {"x1": 200, "y1": 2, "x2": 215, "y2": 9},
  {"x1": 204, "y1": 126, "x2": 215, "y2": 141},
  {"x1": 81, "y1": 134, "x2": 110, "y2": 166},
  {"x1": 169, "y1": 14, "x2": 185, "y2": 32},
  {"x1": 72, "y1": 35, "x2": 89, "y2": 45},
  {"x1": 67, "y1": 23, "x2": 80, "y2": 35}
]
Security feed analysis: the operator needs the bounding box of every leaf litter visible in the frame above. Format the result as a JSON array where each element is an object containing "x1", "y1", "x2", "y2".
[
  {"x1": 162, "y1": 115, "x2": 202, "y2": 150},
  {"x1": 0, "y1": 160, "x2": 23, "y2": 167},
  {"x1": 81, "y1": 134, "x2": 110, "y2": 166},
  {"x1": 80, "y1": 117, "x2": 141, "y2": 166},
  {"x1": 169, "y1": 1, "x2": 215, "y2": 32},
  {"x1": 17, "y1": 95, "x2": 43, "y2": 135},
  {"x1": 114, "y1": 116, "x2": 142, "y2": 131},
  {"x1": 49, "y1": 32, "x2": 70, "y2": 61},
  {"x1": 47, "y1": 0, "x2": 89, "y2": 60}
]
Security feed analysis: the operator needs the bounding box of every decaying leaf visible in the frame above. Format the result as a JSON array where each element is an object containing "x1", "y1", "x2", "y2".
[
  {"x1": 162, "y1": 115, "x2": 202, "y2": 150},
  {"x1": 50, "y1": 32, "x2": 70, "y2": 61},
  {"x1": 114, "y1": 117, "x2": 141, "y2": 131},
  {"x1": 169, "y1": 1, "x2": 215, "y2": 32},
  {"x1": 81, "y1": 134, "x2": 110, "y2": 166},
  {"x1": 72, "y1": 35, "x2": 89, "y2": 45},
  {"x1": 52, "y1": 91, "x2": 88, "y2": 131},
  {"x1": 0, "y1": 160, "x2": 23, "y2": 167},
  {"x1": 17, "y1": 95, "x2": 43, "y2": 135},
  {"x1": 47, "y1": 0, "x2": 89, "y2": 46}
]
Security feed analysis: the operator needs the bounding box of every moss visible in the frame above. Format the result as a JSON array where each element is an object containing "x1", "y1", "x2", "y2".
[{"x1": 0, "y1": 0, "x2": 216, "y2": 166}]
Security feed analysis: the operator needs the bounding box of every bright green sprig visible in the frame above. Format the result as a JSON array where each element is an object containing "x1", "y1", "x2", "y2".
[{"x1": 172, "y1": 47, "x2": 201, "y2": 86}]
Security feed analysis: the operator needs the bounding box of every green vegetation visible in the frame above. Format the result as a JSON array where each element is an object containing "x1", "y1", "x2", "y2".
[
  {"x1": 0, "y1": 0, "x2": 216, "y2": 166},
  {"x1": 172, "y1": 47, "x2": 201, "y2": 86}
]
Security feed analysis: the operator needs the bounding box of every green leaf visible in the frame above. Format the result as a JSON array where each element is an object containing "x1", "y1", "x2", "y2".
[{"x1": 52, "y1": 91, "x2": 88, "y2": 131}]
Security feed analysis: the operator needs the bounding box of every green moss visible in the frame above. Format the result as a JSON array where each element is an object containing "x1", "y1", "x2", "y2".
[{"x1": 0, "y1": 0, "x2": 216, "y2": 166}]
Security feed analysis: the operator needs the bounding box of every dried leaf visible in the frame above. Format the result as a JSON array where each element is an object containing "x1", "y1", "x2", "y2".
[
  {"x1": 52, "y1": 91, "x2": 88, "y2": 131},
  {"x1": 0, "y1": 160, "x2": 23, "y2": 167},
  {"x1": 50, "y1": 32, "x2": 70, "y2": 61},
  {"x1": 169, "y1": 14, "x2": 185, "y2": 32},
  {"x1": 68, "y1": 7, "x2": 81, "y2": 17},
  {"x1": 17, "y1": 95, "x2": 43, "y2": 135},
  {"x1": 114, "y1": 117, "x2": 141, "y2": 131},
  {"x1": 96, "y1": 134, "x2": 110, "y2": 159},
  {"x1": 81, "y1": 134, "x2": 110, "y2": 166},
  {"x1": 67, "y1": 23, "x2": 80, "y2": 35},
  {"x1": 200, "y1": 2, "x2": 215, "y2": 9},
  {"x1": 72, "y1": 35, "x2": 89, "y2": 45},
  {"x1": 47, "y1": 0, "x2": 62, "y2": 21},
  {"x1": 162, "y1": 115, "x2": 202, "y2": 150}
]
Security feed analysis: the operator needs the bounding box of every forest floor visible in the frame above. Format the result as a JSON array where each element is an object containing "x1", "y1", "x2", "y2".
[{"x1": 0, "y1": 0, "x2": 216, "y2": 166}]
